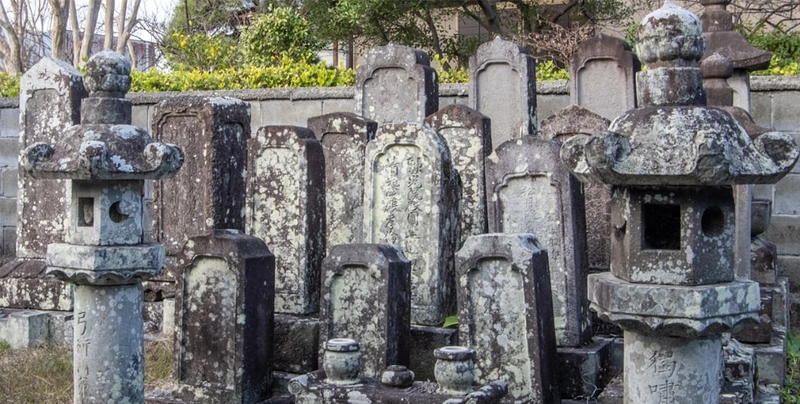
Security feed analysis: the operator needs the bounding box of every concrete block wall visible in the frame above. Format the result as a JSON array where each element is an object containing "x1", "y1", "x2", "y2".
[{"x1": 0, "y1": 99, "x2": 17, "y2": 259}]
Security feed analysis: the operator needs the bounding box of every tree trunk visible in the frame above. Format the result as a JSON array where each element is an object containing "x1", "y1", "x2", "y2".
[
  {"x1": 49, "y1": 0, "x2": 69, "y2": 60},
  {"x1": 116, "y1": 0, "x2": 141, "y2": 54},
  {"x1": 104, "y1": 0, "x2": 115, "y2": 49},
  {"x1": 80, "y1": 0, "x2": 102, "y2": 66}
]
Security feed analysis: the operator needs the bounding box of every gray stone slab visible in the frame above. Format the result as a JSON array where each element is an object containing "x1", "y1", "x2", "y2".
[
  {"x1": 355, "y1": 43, "x2": 438, "y2": 125},
  {"x1": 425, "y1": 104, "x2": 492, "y2": 244},
  {"x1": 363, "y1": 122, "x2": 460, "y2": 326},
  {"x1": 772, "y1": 173, "x2": 800, "y2": 215},
  {"x1": 260, "y1": 99, "x2": 323, "y2": 127},
  {"x1": 777, "y1": 256, "x2": 800, "y2": 293},
  {"x1": 0, "y1": 309, "x2": 50, "y2": 348},
  {"x1": 17, "y1": 58, "x2": 87, "y2": 259},
  {"x1": 469, "y1": 37, "x2": 537, "y2": 147},
  {"x1": 0, "y1": 259, "x2": 72, "y2": 310},
  {"x1": 2, "y1": 168, "x2": 17, "y2": 198},
  {"x1": 246, "y1": 125, "x2": 325, "y2": 315},
  {"x1": 151, "y1": 96, "x2": 250, "y2": 257},
  {"x1": 167, "y1": 230, "x2": 275, "y2": 404},
  {"x1": 556, "y1": 337, "x2": 619, "y2": 400},
  {"x1": 307, "y1": 112, "x2": 377, "y2": 251},
  {"x1": 763, "y1": 214, "x2": 800, "y2": 256},
  {"x1": 486, "y1": 135, "x2": 590, "y2": 346},
  {"x1": 320, "y1": 244, "x2": 411, "y2": 378},
  {"x1": 570, "y1": 35, "x2": 639, "y2": 121},
  {"x1": 456, "y1": 233, "x2": 559, "y2": 403}
]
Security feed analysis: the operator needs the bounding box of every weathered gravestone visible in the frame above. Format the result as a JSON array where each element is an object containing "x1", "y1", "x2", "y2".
[
  {"x1": 363, "y1": 122, "x2": 459, "y2": 326},
  {"x1": 425, "y1": 104, "x2": 492, "y2": 244},
  {"x1": 456, "y1": 233, "x2": 559, "y2": 403},
  {"x1": 355, "y1": 43, "x2": 438, "y2": 125},
  {"x1": 469, "y1": 37, "x2": 536, "y2": 148},
  {"x1": 486, "y1": 136, "x2": 590, "y2": 347},
  {"x1": 246, "y1": 126, "x2": 325, "y2": 315},
  {"x1": 149, "y1": 230, "x2": 274, "y2": 404},
  {"x1": 570, "y1": 35, "x2": 640, "y2": 122},
  {"x1": 0, "y1": 58, "x2": 87, "y2": 311},
  {"x1": 307, "y1": 112, "x2": 377, "y2": 252},
  {"x1": 150, "y1": 96, "x2": 250, "y2": 305},
  {"x1": 540, "y1": 105, "x2": 612, "y2": 274},
  {"x1": 319, "y1": 243, "x2": 411, "y2": 378}
]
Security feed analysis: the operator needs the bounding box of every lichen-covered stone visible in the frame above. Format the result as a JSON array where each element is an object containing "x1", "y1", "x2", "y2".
[
  {"x1": 307, "y1": 112, "x2": 377, "y2": 252},
  {"x1": 589, "y1": 272, "x2": 760, "y2": 338},
  {"x1": 151, "y1": 96, "x2": 250, "y2": 258},
  {"x1": 425, "y1": 104, "x2": 492, "y2": 244},
  {"x1": 17, "y1": 57, "x2": 87, "y2": 259},
  {"x1": 159, "y1": 229, "x2": 274, "y2": 404},
  {"x1": 246, "y1": 125, "x2": 324, "y2": 315},
  {"x1": 355, "y1": 43, "x2": 438, "y2": 125},
  {"x1": 456, "y1": 233, "x2": 559, "y2": 403},
  {"x1": 363, "y1": 122, "x2": 460, "y2": 326},
  {"x1": 486, "y1": 136, "x2": 590, "y2": 346},
  {"x1": 469, "y1": 37, "x2": 537, "y2": 146},
  {"x1": 320, "y1": 244, "x2": 411, "y2": 378}
]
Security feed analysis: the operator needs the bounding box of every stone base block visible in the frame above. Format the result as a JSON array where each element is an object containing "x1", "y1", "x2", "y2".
[
  {"x1": 597, "y1": 374, "x2": 622, "y2": 404},
  {"x1": 274, "y1": 313, "x2": 319, "y2": 374},
  {"x1": 754, "y1": 384, "x2": 781, "y2": 404},
  {"x1": 733, "y1": 288, "x2": 773, "y2": 344},
  {"x1": 143, "y1": 300, "x2": 164, "y2": 334},
  {"x1": 409, "y1": 324, "x2": 458, "y2": 382},
  {"x1": 791, "y1": 292, "x2": 800, "y2": 332},
  {"x1": 556, "y1": 337, "x2": 621, "y2": 399},
  {"x1": 0, "y1": 259, "x2": 72, "y2": 310},
  {"x1": 753, "y1": 329, "x2": 787, "y2": 387},
  {"x1": 0, "y1": 309, "x2": 50, "y2": 348},
  {"x1": 768, "y1": 277, "x2": 789, "y2": 330},
  {"x1": 48, "y1": 311, "x2": 73, "y2": 347},
  {"x1": 162, "y1": 298, "x2": 175, "y2": 340},
  {"x1": 722, "y1": 337, "x2": 755, "y2": 403}
]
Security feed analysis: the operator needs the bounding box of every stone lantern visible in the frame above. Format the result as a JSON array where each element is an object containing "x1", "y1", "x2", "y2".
[
  {"x1": 559, "y1": 2, "x2": 798, "y2": 403},
  {"x1": 21, "y1": 51, "x2": 183, "y2": 403}
]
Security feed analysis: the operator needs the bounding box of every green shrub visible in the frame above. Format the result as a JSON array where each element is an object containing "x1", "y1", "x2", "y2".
[
  {"x1": 163, "y1": 32, "x2": 242, "y2": 72},
  {"x1": 0, "y1": 73, "x2": 20, "y2": 97},
  {"x1": 536, "y1": 60, "x2": 570, "y2": 81},
  {"x1": 240, "y1": 5, "x2": 323, "y2": 67},
  {"x1": 746, "y1": 29, "x2": 800, "y2": 77},
  {"x1": 783, "y1": 332, "x2": 800, "y2": 403}
]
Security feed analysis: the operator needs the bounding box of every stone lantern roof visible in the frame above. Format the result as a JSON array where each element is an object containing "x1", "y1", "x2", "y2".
[
  {"x1": 560, "y1": 1, "x2": 798, "y2": 187},
  {"x1": 22, "y1": 51, "x2": 183, "y2": 180}
]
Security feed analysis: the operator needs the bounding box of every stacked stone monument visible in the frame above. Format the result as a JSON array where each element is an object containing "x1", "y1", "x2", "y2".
[
  {"x1": 560, "y1": 3, "x2": 798, "y2": 403},
  {"x1": 21, "y1": 51, "x2": 184, "y2": 403}
]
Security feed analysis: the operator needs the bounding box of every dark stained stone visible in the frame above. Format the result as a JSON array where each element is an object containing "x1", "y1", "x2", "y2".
[{"x1": 319, "y1": 244, "x2": 411, "y2": 378}]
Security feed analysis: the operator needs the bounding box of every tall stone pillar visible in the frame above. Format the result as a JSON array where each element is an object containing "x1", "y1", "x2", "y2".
[
  {"x1": 21, "y1": 51, "x2": 183, "y2": 403},
  {"x1": 560, "y1": 3, "x2": 798, "y2": 403}
]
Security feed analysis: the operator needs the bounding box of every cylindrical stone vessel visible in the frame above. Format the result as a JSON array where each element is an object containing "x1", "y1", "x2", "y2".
[
  {"x1": 434, "y1": 346, "x2": 476, "y2": 395},
  {"x1": 323, "y1": 338, "x2": 361, "y2": 385},
  {"x1": 623, "y1": 331, "x2": 721, "y2": 404},
  {"x1": 73, "y1": 284, "x2": 145, "y2": 403}
]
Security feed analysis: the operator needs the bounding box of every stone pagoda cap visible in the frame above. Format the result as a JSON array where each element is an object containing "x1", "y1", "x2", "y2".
[
  {"x1": 560, "y1": 2, "x2": 798, "y2": 186},
  {"x1": 22, "y1": 51, "x2": 183, "y2": 180}
]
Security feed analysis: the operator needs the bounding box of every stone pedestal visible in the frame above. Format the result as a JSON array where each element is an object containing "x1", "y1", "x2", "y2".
[{"x1": 73, "y1": 283, "x2": 145, "y2": 402}]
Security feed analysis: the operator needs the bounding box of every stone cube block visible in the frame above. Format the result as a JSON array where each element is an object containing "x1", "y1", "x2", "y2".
[
  {"x1": 610, "y1": 186, "x2": 736, "y2": 285},
  {"x1": 67, "y1": 180, "x2": 144, "y2": 246},
  {"x1": 0, "y1": 309, "x2": 50, "y2": 348}
]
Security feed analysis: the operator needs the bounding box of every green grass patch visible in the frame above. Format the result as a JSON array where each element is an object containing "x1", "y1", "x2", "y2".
[{"x1": 783, "y1": 332, "x2": 800, "y2": 404}]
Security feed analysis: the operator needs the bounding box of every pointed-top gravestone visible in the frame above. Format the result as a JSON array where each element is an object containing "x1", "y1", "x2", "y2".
[
  {"x1": 308, "y1": 112, "x2": 377, "y2": 252},
  {"x1": 246, "y1": 125, "x2": 325, "y2": 315},
  {"x1": 355, "y1": 43, "x2": 438, "y2": 125},
  {"x1": 456, "y1": 233, "x2": 559, "y2": 403},
  {"x1": 570, "y1": 35, "x2": 640, "y2": 121},
  {"x1": 487, "y1": 136, "x2": 590, "y2": 347},
  {"x1": 469, "y1": 37, "x2": 536, "y2": 147},
  {"x1": 363, "y1": 122, "x2": 459, "y2": 326},
  {"x1": 425, "y1": 104, "x2": 492, "y2": 243},
  {"x1": 151, "y1": 96, "x2": 250, "y2": 264},
  {"x1": 540, "y1": 105, "x2": 612, "y2": 274},
  {"x1": 17, "y1": 58, "x2": 88, "y2": 259}
]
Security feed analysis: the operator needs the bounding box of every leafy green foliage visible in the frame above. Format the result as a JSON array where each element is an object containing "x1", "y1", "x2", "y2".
[
  {"x1": 129, "y1": 58, "x2": 355, "y2": 92},
  {"x1": 536, "y1": 61, "x2": 570, "y2": 81},
  {"x1": 746, "y1": 29, "x2": 800, "y2": 77},
  {"x1": 163, "y1": 32, "x2": 242, "y2": 71},
  {"x1": 782, "y1": 332, "x2": 800, "y2": 403},
  {"x1": 0, "y1": 73, "x2": 20, "y2": 98},
  {"x1": 240, "y1": 5, "x2": 323, "y2": 66},
  {"x1": 442, "y1": 315, "x2": 459, "y2": 328},
  {"x1": 0, "y1": 340, "x2": 9, "y2": 352}
]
